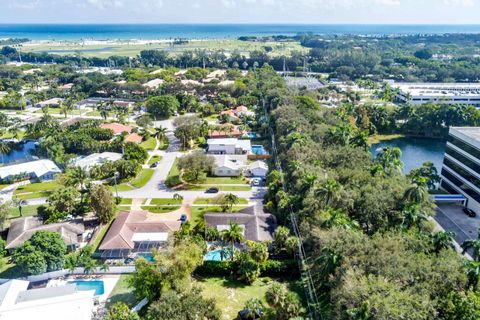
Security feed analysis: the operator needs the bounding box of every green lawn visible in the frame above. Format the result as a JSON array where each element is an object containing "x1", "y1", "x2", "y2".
[
  {"x1": 8, "y1": 205, "x2": 41, "y2": 218},
  {"x1": 203, "y1": 176, "x2": 248, "y2": 185},
  {"x1": 15, "y1": 191, "x2": 53, "y2": 200},
  {"x1": 119, "y1": 198, "x2": 133, "y2": 205},
  {"x1": 148, "y1": 155, "x2": 162, "y2": 165},
  {"x1": 167, "y1": 158, "x2": 180, "y2": 179},
  {"x1": 130, "y1": 169, "x2": 154, "y2": 188},
  {"x1": 203, "y1": 114, "x2": 219, "y2": 122},
  {"x1": 110, "y1": 184, "x2": 134, "y2": 192},
  {"x1": 194, "y1": 197, "x2": 249, "y2": 205},
  {"x1": 141, "y1": 205, "x2": 181, "y2": 213},
  {"x1": 150, "y1": 198, "x2": 183, "y2": 205},
  {"x1": 140, "y1": 137, "x2": 157, "y2": 151},
  {"x1": 14, "y1": 180, "x2": 61, "y2": 195},
  {"x1": 195, "y1": 277, "x2": 271, "y2": 320},
  {"x1": 106, "y1": 274, "x2": 136, "y2": 308},
  {"x1": 0, "y1": 183, "x2": 12, "y2": 191},
  {"x1": 0, "y1": 259, "x2": 25, "y2": 279},
  {"x1": 86, "y1": 110, "x2": 101, "y2": 117}
]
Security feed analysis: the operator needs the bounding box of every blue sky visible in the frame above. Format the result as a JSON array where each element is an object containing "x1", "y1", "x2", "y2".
[{"x1": 1, "y1": 0, "x2": 480, "y2": 24}]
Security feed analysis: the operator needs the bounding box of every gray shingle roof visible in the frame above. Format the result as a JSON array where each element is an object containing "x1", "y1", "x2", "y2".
[{"x1": 204, "y1": 208, "x2": 277, "y2": 242}]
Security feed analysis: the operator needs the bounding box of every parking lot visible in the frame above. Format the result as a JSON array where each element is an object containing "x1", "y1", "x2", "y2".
[{"x1": 435, "y1": 203, "x2": 480, "y2": 246}]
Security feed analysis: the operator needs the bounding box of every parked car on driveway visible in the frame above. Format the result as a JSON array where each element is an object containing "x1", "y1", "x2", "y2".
[
  {"x1": 251, "y1": 178, "x2": 261, "y2": 186},
  {"x1": 463, "y1": 207, "x2": 477, "y2": 218},
  {"x1": 205, "y1": 187, "x2": 219, "y2": 193},
  {"x1": 150, "y1": 162, "x2": 159, "y2": 168},
  {"x1": 180, "y1": 214, "x2": 187, "y2": 224}
]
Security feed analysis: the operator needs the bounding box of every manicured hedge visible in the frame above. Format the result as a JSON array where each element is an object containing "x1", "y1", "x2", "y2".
[{"x1": 195, "y1": 259, "x2": 299, "y2": 278}]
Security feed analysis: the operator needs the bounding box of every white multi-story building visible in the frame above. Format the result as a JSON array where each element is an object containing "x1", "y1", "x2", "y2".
[
  {"x1": 394, "y1": 82, "x2": 480, "y2": 106},
  {"x1": 440, "y1": 127, "x2": 480, "y2": 213}
]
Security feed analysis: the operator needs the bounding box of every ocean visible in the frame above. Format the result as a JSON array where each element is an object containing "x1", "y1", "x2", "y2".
[{"x1": 1, "y1": 24, "x2": 480, "y2": 40}]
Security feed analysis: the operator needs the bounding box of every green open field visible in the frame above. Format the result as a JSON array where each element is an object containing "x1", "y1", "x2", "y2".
[
  {"x1": 19, "y1": 39, "x2": 308, "y2": 59},
  {"x1": 140, "y1": 137, "x2": 157, "y2": 151},
  {"x1": 130, "y1": 169, "x2": 154, "y2": 189},
  {"x1": 13, "y1": 181, "x2": 61, "y2": 199},
  {"x1": 150, "y1": 198, "x2": 182, "y2": 205},
  {"x1": 141, "y1": 205, "x2": 181, "y2": 213},
  {"x1": 8, "y1": 205, "x2": 41, "y2": 218}
]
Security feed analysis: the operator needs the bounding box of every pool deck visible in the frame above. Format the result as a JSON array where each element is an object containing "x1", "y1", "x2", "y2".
[{"x1": 47, "y1": 275, "x2": 120, "y2": 302}]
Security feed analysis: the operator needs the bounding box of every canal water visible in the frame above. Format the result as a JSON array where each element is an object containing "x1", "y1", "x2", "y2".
[
  {"x1": 0, "y1": 141, "x2": 38, "y2": 165},
  {"x1": 370, "y1": 137, "x2": 446, "y2": 174}
]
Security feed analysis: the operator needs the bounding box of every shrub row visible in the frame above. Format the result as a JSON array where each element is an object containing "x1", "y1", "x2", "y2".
[{"x1": 195, "y1": 259, "x2": 300, "y2": 278}]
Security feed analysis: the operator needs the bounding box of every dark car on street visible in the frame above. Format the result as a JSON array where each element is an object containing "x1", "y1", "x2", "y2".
[
  {"x1": 205, "y1": 187, "x2": 219, "y2": 193},
  {"x1": 463, "y1": 207, "x2": 477, "y2": 218}
]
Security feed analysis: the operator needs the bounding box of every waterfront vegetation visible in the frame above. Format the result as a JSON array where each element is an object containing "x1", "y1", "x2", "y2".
[{"x1": 2, "y1": 31, "x2": 480, "y2": 320}]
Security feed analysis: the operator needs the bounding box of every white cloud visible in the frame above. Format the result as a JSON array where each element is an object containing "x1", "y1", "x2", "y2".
[
  {"x1": 9, "y1": 0, "x2": 40, "y2": 9},
  {"x1": 443, "y1": 0, "x2": 475, "y2": 6}
]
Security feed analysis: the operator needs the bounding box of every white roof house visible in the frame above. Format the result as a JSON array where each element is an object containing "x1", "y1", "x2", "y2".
[
  {"x1": 0, "y1": 159, "x2": 61, "y2": 182},
  {"x1": 0, "y1": 280, "x2": 95, "y2": 320},
  {"x1": 246, "y1": 160, "x2": 269, "y2": 177},
  {"x1": 212, "y1": 155, "x2": 247, "y2": 177},
  {"x1": 35, "y1": 98, "x2": 64, "y2": 108},
  {"x1": 72, "y1": 152, "x2": 123, "y2": 171},
  {"x1": 207, "y1": 138, "x2": 252, "y2": 155},
  {"x1": 143, "y1": 78, "x2": 164, "y2": 90}
]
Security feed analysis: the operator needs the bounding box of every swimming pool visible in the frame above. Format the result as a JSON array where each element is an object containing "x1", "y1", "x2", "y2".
[
  {"x1": 251, "y1": 145, "x2": 267, "y2": 155},
  {"x1": 204, "y1": 249, "x2": 231, "y2": 261},
  {"x1": 68, "y1": 280, "x2": 105, "y2": 296},
  {"x1": 137, "y1": 252, "x2": 155, "y2": 262}
]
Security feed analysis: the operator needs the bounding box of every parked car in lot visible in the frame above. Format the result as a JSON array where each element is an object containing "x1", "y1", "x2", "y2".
[
  {"x1": 205, "y1": 187, "x2": 219, "y2": 193},
  {"x1": 463, "y1": 207, "x2": 477, "y2": 217}
]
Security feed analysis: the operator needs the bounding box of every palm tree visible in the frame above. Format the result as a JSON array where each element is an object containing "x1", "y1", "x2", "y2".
[
  {"x1": 315, "y1": 248, "x2": 341, "y2": 283},
  {"x1": 465, "y1": 260, "x2": 480, "y2": 290},
  {"x1": 221, "y1": 222, "x2": 245, "y2": 260},
  {"x1": 97, "y1": 101, "x2": 110, "y2": 120},
  {"x1": 99, "y1": 263, "x2": 110, "y2": 273},
  {"x1": 401, "y1": 203, "x2": 428, "y2": 229},
  {"x1": 314, "y1": 178, "x2": 341, "y2": 207},
  {"x1": 155, "y1": 126, "x2": 168, "y2": 141},
  {"x1": 60, "y1": 99, "x2": 74, "y2": 119},
  {"x1": 225, "y1": 193, "x2": 239, "y2": 213},
  {"x1": 0, "y1": 141, "x2": 10, "y2": 163},
  {"x1": 83, "y1": 260, "x2": 96, "y2": 275},
  {"x1": 462, "y1": 229, "x2": 480, "y2": 261},
  {"x1": 374, "y1": 146, "x2": 403, "y2": 176},
  {"x1": 404, "y1": 183, "x2": 429, "y2": 204},
  {"x1": 63, "y1": 166, "x2": 90, "y2": 204},
  {"x1": 241, "y1": 298, "x2": 264, "y2": 319},
  {"x1": 430, "y1": 231, "x2": 455, "y2": 253}
]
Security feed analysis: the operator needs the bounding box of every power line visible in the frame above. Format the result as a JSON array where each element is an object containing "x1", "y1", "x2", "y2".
[{"x1": 261, "y1": 96, "x2": 322, "y2": 320}]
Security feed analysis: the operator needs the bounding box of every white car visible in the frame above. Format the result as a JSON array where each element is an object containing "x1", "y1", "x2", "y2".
[{"x1": 251, "y1": 178, "x2": 261, "y2": 186}]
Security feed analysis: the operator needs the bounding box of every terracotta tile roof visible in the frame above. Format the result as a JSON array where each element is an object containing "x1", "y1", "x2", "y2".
[
  {"x1": 125, "y1": 133, "x2": 143, "y2": 144},
  {"x1": 99, "y1": 211, "x2": 180, "y2": 250},
  {"x1": 100, "y1": 123, "x2": 133, "y2": 135}
]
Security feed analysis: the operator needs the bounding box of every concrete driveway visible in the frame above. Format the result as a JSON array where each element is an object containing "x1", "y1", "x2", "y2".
[{"x1": 435, "y1": 203, "x2": 480, "y2": 246}]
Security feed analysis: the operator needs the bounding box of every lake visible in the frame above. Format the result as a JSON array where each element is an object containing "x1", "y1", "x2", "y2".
[
  {"x1": 0, "y1": 141, "x2": 38, "y2": 165},
  {"x1": 370, "y1": 137, "x2": 446, "y2": 174}
]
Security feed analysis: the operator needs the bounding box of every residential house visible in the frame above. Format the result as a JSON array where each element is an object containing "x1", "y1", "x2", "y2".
[
  {"x1": 125, "y1": 133, "x2": 143, "y2": 144},
  {"x1": 234, "y1": 105, "x2": 255, "y2": 117},
  {"x1": 72, "y1": 152, "x2": 123, "y2": 171},
  {"x1": 0, "y1": 159, "x2": 61, "y2": 182},
  {"x1": 245, "y1": 160, "x2": 269, "y2": 178},
  {"x1": 5, "y1": 217, "x2": 85, "y2": 250},
  {"x1": 35, "y1": 98, "x2": 64, "y2": 108},
  {"x1": 212, "y1": 155, "x2": 247, "y2": 177},
  {"x1": 204, "y1": 208, "x2": 277, "y2": 242},
  {"x1": 99, "y1": 211, "x2": 180, "y2": 259},
  {"x1": 207, "y1": 138, "x2": 252, "y2": 155},
  {"x1": 59, "y1": 83, "x2": 74, "y2": 91},
  {"x1": 143, "y1": 78, "x2": 164, "y2": 90},
  {"x1": 100, "y1": 123, "x2": 133, "y2": 135},
  {"x1": 220, "y1": 109, "x2": 240, "y2": 122},
  {"x1": 0, "y1": 279, "x2": 95, "y2": 320}
]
